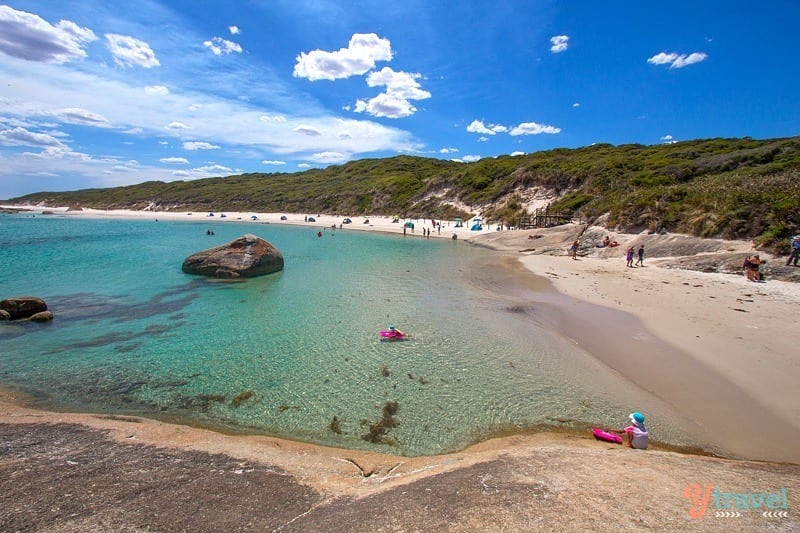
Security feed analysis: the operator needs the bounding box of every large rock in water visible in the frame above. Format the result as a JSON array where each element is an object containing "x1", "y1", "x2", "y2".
[
  {"x1": 0, "y1": 297, "x2": 48, "y2": 320},
  {"x1": 182, "y1": 234, "x2": 284, "y2": 278}
]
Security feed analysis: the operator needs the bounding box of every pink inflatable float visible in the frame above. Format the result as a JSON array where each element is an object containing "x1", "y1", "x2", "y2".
[
  {"x1": 379, "y1": 325, "x2": 406, "y2": 341},
  {"x1": 592, "y1": 428, "x2": 623, "y2": 444}
]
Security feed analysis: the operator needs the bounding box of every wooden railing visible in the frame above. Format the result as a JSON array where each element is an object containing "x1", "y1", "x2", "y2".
[{"x1": 516, "y1": 207, "x2": 575, "y2": 228}]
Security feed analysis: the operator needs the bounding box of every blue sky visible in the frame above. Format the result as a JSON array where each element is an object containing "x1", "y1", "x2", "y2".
[{"x1": 1, "y1": 0, "x2": 798, "y2": 199}]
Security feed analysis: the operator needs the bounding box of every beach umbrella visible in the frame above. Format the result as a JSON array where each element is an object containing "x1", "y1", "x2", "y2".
[
  {"x1": 404, "y1": 221, "x2": 414, "y2": 229},
  {"x1": 251, "y1": 215, "x2": 258, "y2": 220}
]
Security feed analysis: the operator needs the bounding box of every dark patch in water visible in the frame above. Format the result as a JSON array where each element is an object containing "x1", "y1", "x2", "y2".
[
  {"x1": 144, "y1": 324, "x2": 173, "y2": 335},
  {"x1": 47, "y1": 331, "x2": 144, "y2": 353},
  {"x1": 115, "y1": 342, "x2": 143, "y2": 353},
  {"x1": 231, "y1": 390, "x2": 254, "y2": 407},
  {"x1": 505, "y1": 304, "x2": 534, "y2": 315},
  {"x1": 176, "y1": 394, "x2": 227, "y2": 412},
  {"x1": 362, "y1": 400, "x2": 400, "y2": 445},
  {"x1": 46, "y1": 280, "x2": 205, "y2": 327},
  {"x1": 97, "y1": 414, "x2": 142, "y2": 423},
  {"x1": 1, "y1": 232, "x2": 122, "y2": 248}
]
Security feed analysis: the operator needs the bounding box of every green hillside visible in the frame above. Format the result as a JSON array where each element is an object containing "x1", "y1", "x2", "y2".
[{"x1": 10, "y1": 136, "x2": 800, "y2": 251}]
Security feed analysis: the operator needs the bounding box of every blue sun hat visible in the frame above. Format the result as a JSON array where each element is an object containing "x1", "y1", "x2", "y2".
[{"x1": 630, "y1": 412, "x2": 645, "y2": 425}]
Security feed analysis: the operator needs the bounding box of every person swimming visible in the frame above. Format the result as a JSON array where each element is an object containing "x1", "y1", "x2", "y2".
[{"x1": 386, "y1": 324, "x2": 405, "y2": 337}]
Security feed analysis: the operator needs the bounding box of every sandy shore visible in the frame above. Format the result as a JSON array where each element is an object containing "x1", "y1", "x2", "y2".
[
  {"x1": 10, "y1": 205, "x2": 493, "y2": 241},
  {"x1": 2, "y1": 205, "x2": 799, "y2": 529}
]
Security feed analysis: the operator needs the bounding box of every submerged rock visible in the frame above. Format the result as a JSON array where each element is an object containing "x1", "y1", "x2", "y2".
[
  {"x1": 182, "y1": 234, "x2": 284, "y2": 278},
  {"x1": 29, "y1": 311, "x2": 54, "y2": 322},
  {"x1": 0, "y1": 296, "x2": 48, "y2": 320}
]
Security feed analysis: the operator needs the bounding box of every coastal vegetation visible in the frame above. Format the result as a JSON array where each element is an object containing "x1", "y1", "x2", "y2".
[{"x1": 10, "y1": 136, "x2": 800, "y2": 250}]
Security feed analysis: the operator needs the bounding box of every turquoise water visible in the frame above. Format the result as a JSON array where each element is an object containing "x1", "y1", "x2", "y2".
[{"x1": 0, "y1": 213, "x2": 654, "y2": 455}]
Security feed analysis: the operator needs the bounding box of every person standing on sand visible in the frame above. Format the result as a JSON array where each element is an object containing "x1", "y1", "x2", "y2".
[
  {"x1": 748, "y1": 254, "x2": 763, "y2": 281},
  {"x1": 570, "y1": 240, "x2": 579, "y2": 260},
  {"x1": 635, "y1": 245, "x2": 645, "y2": 266},
  {"x1": 626, "y1": 246, "x2": 635, "y2": 267},
  {"x1": 786, "y1": 235, "x2": 800, "y2": 266}
]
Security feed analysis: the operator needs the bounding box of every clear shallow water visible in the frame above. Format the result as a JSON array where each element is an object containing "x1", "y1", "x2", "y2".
[{"x1": 0, "y1": 214, "x2": 685, "y2": 455}]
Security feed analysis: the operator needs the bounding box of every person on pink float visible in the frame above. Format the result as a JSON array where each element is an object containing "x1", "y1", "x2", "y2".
[{"x1": 609, "y1": 412, "x2": 649, "y2": 449}]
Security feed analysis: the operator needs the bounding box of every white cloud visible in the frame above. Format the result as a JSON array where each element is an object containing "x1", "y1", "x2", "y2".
[
  {"x1": 298, "y1": 163, "x2": 311, "y2": 168},
  {"x1": 158, "y1": 140, "x2": 169, "y2": 145},
  {"x1": 167, "y1": 121, "x2": 190, "y2": 130},
  {"x1": 294, "y1": 125, "x2": 322, "y2": 136},
  {"x1": 510, "y1": 151, "x2": 525, "y2": 156},
  {"x1": 366, "y1": 67, "x2": 431, "y2": 101},
  {"x1": 144, "y1": 85, "x2": 169, "y2": 96},
  {"x1": 509, "y1": 121, "x2": 561, "y2": 136},
  {"x1": 113, "y1": 160, "x2": 140, "y2": 172},
  {"x1": 262, "y1": 160, "x2": 286, "y2": 165},
  {"x1": 647, "y1": 51, "x2": 707, "y2": 69},
  {"x1": 478, "y1": 136, "x2": 488, "y2": 142},
  {"x1": 550, "y1": 35, "x2": 569, "y2": 53},
  {"x1": 353, "y1": 93, "x2": 416, "y2": 118},
  {"x1": 0, "y1": 5, "x2": 97, "y2": 63},
  {"x1": 23, "y1": 146, "x2": 92, "y2": 160},
  {"x1": 647, "y1": 52, "x2": 677, "y2": 66},
  {"x1": 0, "y1": 126, "x2": 65, "y2": 147},
  {"x1": 229, "y1": 25, "x2": 240, "y2": 35},
  {"x1": 105, "y1": 34, "x2": 160, "y2": 68},
  {"x1": 440, "y1": 147, "x2": 458, "y2": 154},
  {"x1": 193, "y1": 164, "x2": 231, "y2": 174},
  {"x1": 462, "y1": 155, "x2": 481, "y2": 162},
  {"x1": 203, "y1": 36, "x2": 242, "y2": 56},
  {"x1": 353, "y1": 67, "x2": 431, "y2": 118},
  {"x1": 159, "y1": 156, "x2": 188, "y2": 164},
  {"x1": 467, "y1": 120, "x2": 507, "y2": 135},
  {"x1": 293, "y1": 33, "x2": 392, "y2": 81},
  {"x1": 660, "y1": 134, "x2": 673, "y2": 141},
  {"x1": 572, "y1": 102, "x2": 580, "y2": 108},
  {"x1": 58, "y1": 107, "x2": 111, "y2": 127},
  {"x1": 172, "y1": 170, "x2": 190, "y2": 177},
  {"x1": 259, "y1": 115, "x2": 286, "y2": 122},
  {"x1": 183, "y1": 141, "x2": 220, "y2": 150},
  {"x1": 672, "y1": 52, "x2": 708, "y2": 68},
  {"x1": 311, "y1": 151, "x2": 347, "y2": 163}
]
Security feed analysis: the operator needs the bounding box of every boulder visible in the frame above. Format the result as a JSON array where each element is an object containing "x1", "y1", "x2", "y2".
[
  {"x1": 28, "y1": 311, "x2": 54, "y2": 322},
  {"x1": 182, "y1": 234, "x2": 284, "y2": 278},
  {"x1": 0, "y1": 309, "x2": 10, "y2": 320},
  {"x1": 0, "y1": 297, "x2": 48, "y2": 320}
]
